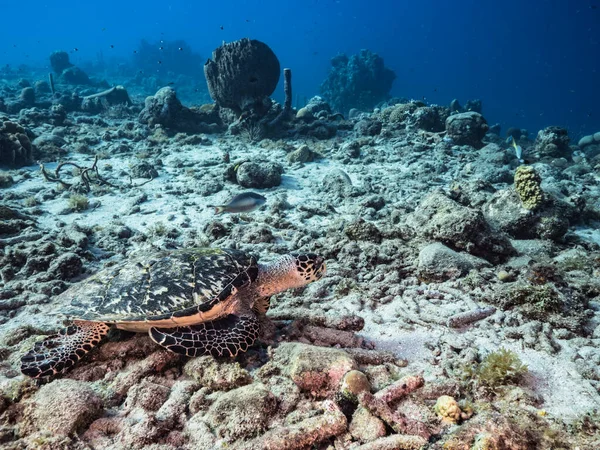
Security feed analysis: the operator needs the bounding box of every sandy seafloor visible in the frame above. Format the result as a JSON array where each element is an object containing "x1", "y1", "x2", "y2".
[{"x1": 1, "y1": 87, "x2": 600, "y2": 449}]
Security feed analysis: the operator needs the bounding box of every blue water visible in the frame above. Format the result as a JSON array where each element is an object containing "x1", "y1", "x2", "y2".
[{"x1": 1, "y1": 0, "x2": 598, "y2": 138}]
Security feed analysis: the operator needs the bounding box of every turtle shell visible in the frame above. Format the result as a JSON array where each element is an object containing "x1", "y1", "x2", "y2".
[{"x1": 59, "y1": 248, "x2": 258, "y2": 322}]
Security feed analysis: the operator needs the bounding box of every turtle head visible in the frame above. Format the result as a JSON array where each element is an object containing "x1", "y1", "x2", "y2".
[{"x1": 256, "y1": 253, "x2": 326, "y2": 297}]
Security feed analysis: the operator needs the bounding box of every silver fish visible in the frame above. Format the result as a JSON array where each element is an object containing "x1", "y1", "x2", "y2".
[{"x1": 209, "y1": 192, "x2": 266, "y2": 214}]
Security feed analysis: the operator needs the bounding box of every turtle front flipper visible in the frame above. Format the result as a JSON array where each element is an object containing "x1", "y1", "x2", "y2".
[
  {"x1": 20, "y1": 320, "x2": 110, "y2": 378},
  {"x1": 149, "y1": 314, "x2": 260, "y2": 358}
]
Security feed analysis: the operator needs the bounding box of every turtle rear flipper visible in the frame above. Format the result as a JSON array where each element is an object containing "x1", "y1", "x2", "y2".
[
  {"x1": 20, "y1": 320, "x2": 110, "y2": 379},
  {"x1": 149, "y1": 314, "x2": 259, "y2": 358}
]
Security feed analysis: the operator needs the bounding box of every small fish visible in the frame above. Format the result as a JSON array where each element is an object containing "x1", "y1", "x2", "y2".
[
  {"x1": 209, "y1": 192, "x2": 266, "y2": 215},
  {"x1": 220, "y1": 25, "x2": 224, "y2": 30},
  {"x1": 509, "y1": 136, "x2": 524, "y2": 163},
  {"x1": 110, "y1": 45, "x2": 114, "y2": 48},
  {"x1": 178, "y1": 47, "x2": 183, "y2": 51}
]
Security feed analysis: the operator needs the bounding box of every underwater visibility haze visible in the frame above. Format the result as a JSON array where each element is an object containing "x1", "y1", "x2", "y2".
[{"x1": 1, "y1": 1, "x2": 600, "y2": 449}]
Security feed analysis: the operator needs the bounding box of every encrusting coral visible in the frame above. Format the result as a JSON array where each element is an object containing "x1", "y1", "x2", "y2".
[
  {"x1": 514, "y1": 165, "x2": 544, "y2": 210},
  {"x1": 434, "y1": 395, "x2": 463, "y2": 424}
]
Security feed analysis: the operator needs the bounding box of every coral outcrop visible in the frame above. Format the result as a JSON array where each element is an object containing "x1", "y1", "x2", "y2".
[
  {"x1": 405, "y1": 191, "x2": 515, "y2": 263},
  {"x1": 533, "y1": 126, "x2": 570, "y2": 159},
  {"x1": 320, "y1": 49, "x2": 396, "y2": 114},
  {"x1": 138, "y1": 87, "x2": 222, "y2": 133},
  {"x1": 0, "y1": 119, "x2": 34, "y2": 167},
  {"x1": 81, "y1": 85, "x2": 132, "y2": 113},
  {"x1": 445, "y1": 111, "x2": 489, "y2": 148}
]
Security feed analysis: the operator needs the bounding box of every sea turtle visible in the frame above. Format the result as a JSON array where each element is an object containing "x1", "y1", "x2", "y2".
[{"x1": 20, "y1": 247, "x2": 325, "y2": 378}]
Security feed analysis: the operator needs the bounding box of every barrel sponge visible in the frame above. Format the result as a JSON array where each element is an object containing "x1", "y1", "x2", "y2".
[
  {"x1": 514, "y1": 165, "x2": 543, "y2": 210},
  {"x1": 204, "y1": 38, "x2": 280, "y2": 113}
]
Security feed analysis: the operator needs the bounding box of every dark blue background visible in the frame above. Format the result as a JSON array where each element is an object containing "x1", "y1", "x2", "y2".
[{"x1": 1, "y1": 0, "x2": 598, "y2": 139}]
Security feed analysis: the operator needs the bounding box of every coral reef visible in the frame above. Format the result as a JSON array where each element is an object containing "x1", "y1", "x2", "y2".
[
  {"x1": 49, "y1": 51, "x2": 73, "y2": 74},
  {"x1": 533, "y1": 126, "x2": 571, "y2": 159},
  {"x1": 81, "y1": 86, "x2": 132, "y2": 113},
  {"x1": 405, "y1": 191, "x2": 515, "y2": 263},
  {"x1": 0, "y1": 41, "x2": 599, "y2": 450},
  {"x1": 138, "y1": 87, "x2": 222, "y2": 133},
  {"x1": 0, "y1": 119, "x2": 34, "y2": 167},
  {"x1": 204, "y1": 38, "x2": 280, "y2": 115},
  {"x1": 445, "y1": 111, "x2": 489, "y2": 148},
  {"x1": 49, "y1": 51, "x2": 91, "y2": 85},
  {"x1": 320, "y1": 49, "x2": 396, "y2": 114}
]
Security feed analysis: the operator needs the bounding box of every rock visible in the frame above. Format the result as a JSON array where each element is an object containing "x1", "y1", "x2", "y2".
[
  {"x1": 445, "y1": 111, "x2": 488, "y2": 148},
  {"x1": 405, "y1": 191, "x2": 514, "y2": 263},
  {"x1": 0, "y1": 170, "x2": 14, "y2": 187},
  {"x1": 418, "y1": 242, "x2": 491, "y2": 281},
  {"x1": 320, "y1": 49, "x2": 396, "y2": 113},
  {"x1": 341, "y1": 140, "x2": 361, "y2": 158},
  {"x1": 348, "y1": 108, "x2": 363, "y2": 119},
  {"x1": 34, "y1": 80, "x2": 51, "y2": 95},
  {"x1": 204, "y1": 38, "x2": 280, "y2": 114},
  {"x1": 303, "y1": 96, "x2": 332, "y2": 116},
  {"x1": 81, "y1": 86, "x2": 132, "y2": 113},
  {"x1": 183, "y1": 355, "x2": 252, "y2": 391},
  {"x1": 45, "y1": 252, "x2": 83, "y2": 280},
  {"x1": 344, "y1": 218, "x2": 382, "y2": 243},
  {"x1": 139, "y1": 87, "x2": 222, "y2": 133},
  {"x1": 579, "y1": 134, "x2": 594, "y2": 148},
  {"x1": 33, "y1": 133, "x2": 67, "y2": 159},
  {"x1": 50, "y1": 51, "x2": 73, "y2": 74},
  {"x1": 0, "y1": 120, "x2": 34, "y2": 167},
  {"x1": 287, "y1": 144, "x2": 317, "y2": 164},
  {"x1": 204, "y1": 383, "x2": 277, "y2": 441},
  {"x1": 340, "y1": 370, "x2": 372, "y2": 402},
  {"x1": 355, "y1": 119, "x2": 382, "y2": 136},
  {"x1": 236, "y1": 161, "x2": 282, "y2": 188},
  {"x1": 533, "y1": 126, "x2": 570, "y2": 159},
  {"x1": 349, "y1": 406, "x2": 387, "y2": 442},
  {"x1": 465, "y1": 98, "x2": 483, "y2": 113},
  {"x1": 130, "y1": 161, "x2": 159, "y2": 179},
  {"x1": 19, "y1": 87, "x2": 35, "y2": 106},
  {"x1": 273, "y1": 342, "x2": 358, "y2": 397},
  {"x1": 60, "y1": 66, "x2": 91, "y2": 85},
  {"x1": 124, "y1": 380, "x2": 171, "y2": 412},
  {"x1": 483, "y1": 189, "x2": 572, "y2": 241},
  {"x1": 411, "y1": 105, "x2": 448, "y2": 132},
  {"x1": 295, "y1": 107, "x2": 314, "y2": 121},
  {"x1": 23, "y1": 379, "x2": 103, "y2": 436}
]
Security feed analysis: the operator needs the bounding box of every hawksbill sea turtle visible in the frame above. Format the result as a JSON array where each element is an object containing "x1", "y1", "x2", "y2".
[{"x1": 20, "y1": 247, "x2": 326, "y2": 378}]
